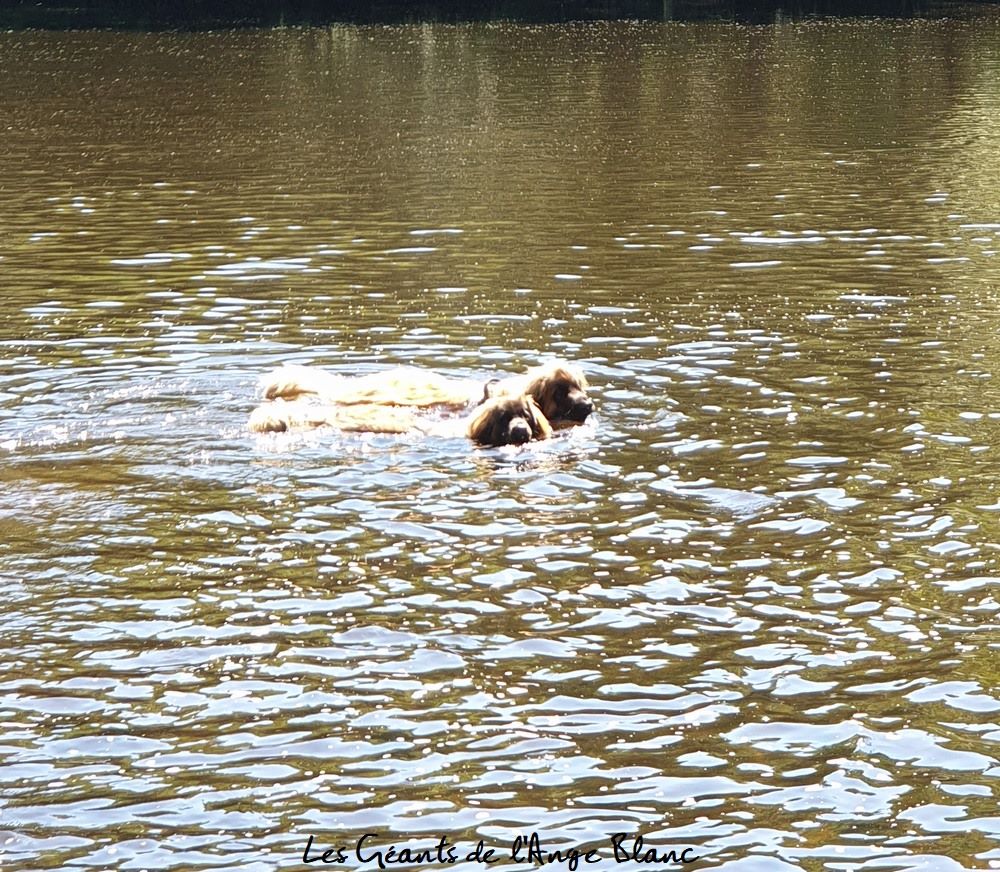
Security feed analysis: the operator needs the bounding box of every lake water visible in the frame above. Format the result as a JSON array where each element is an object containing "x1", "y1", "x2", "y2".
[{"x1": 3, "y1": 15, "x2": 1000, "y2": 870}]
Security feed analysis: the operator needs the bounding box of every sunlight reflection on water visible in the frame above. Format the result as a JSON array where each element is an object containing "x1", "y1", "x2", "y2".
[{"x1": 3, "y1": 15, "x2": 1000, "y2": 871}]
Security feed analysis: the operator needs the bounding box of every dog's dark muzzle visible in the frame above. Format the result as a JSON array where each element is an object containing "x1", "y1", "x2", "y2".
[
  {"x1": 508, "y1": 419, "x2": 532, "y2": 445},
  {"x1": 566, "y1": 394, "x2": 594, "y2": 422}
]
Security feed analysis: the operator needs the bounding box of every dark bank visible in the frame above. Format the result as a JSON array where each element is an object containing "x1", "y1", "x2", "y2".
[{"x1": 3, "y1": 0, "x2": 999, "y2": 27}]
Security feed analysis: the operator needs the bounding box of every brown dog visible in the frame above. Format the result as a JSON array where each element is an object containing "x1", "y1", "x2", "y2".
[
  {"x1": 485, "y1": 363, "x2": 593, "y2": 426},
  {"x1": 465, "y1": 394, "x2": 553, "y2": 447},
  {"x1": 248, "y1": 401, "x2": 417, "y2": 436},
  {"x1": 259, "y1": 360, "x2": 593, "y2": 426},
  {"x1": 261, "y1": 365, "x2": 475, "y2": 409},
  {"x1": 249, "y1": 394, "x2": 552, "y2": 448}
]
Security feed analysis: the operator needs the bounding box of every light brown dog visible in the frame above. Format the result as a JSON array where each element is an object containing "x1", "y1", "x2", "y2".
[
  {"x1": 465, "y1": 395, "x2": 553, "y2": 447},
  {"x1": 248, "y1": 401, "x2": 417, "y2": 436},
  {"x1": 261, "y1": 365, "x2": 475, "y2": 409},
  {"x1": 485, "y1": 363, "x2": 593, "y2": 425},
  {"x1": 249, "y1": 394, "x2": 553, "y2": 448},
  {"x1": 260, "y1": 361, "x2": 593, "y2": 426}
]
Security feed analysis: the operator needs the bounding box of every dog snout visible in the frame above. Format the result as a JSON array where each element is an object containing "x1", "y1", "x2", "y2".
[
  {"x1": 508, "y1": 418, "x2": 532, "y2": 445},
  {"x1": 569, "y1": 395, "x2": 593, "y2": 422}
]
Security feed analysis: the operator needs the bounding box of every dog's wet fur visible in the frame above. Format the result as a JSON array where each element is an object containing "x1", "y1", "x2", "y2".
[
  {"x1": 249, "y1": 393, "x2": 554, "y2": 448},
  {"x1": 258, "y1": 360, "x2": 593, "y2": 427}
]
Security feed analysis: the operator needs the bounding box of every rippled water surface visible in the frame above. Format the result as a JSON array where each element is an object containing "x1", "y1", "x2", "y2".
[{"x1": 4, "y1": 16, "x2": 1000, "y2": 870}]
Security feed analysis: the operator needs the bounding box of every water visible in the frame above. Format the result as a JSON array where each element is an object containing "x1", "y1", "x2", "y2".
[{"x1": 3, "y1": 16, "x2": 1000, "y2": 870}]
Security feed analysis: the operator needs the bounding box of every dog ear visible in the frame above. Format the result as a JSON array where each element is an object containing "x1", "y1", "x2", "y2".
[
  {"x1": 525, "y1": 397, "x2": 553, "y2": 440},
  {"x1": 466, "y1": 401, "x2": 495, "y2": 445},
  {"x1": 481, "y1": 378, "x2": 501, "y2": 403},
  {"x1": 528, "y1": 371, "x2": 560, "y2": 422},
  {"x1": 485, "y1": 407, "x2": 505, "y2": 446}
]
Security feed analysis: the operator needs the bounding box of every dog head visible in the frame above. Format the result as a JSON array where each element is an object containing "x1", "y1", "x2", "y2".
[
  {"x1": 467, "y1": 395, "x2": 553, "y2": 447},
  {"x1": 522, "y1": 362, "x2": 593, "y2": 424}
]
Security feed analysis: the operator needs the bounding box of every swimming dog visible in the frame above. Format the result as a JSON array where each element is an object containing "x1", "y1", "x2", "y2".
[
  {"x1": 259, "y1": 360, "x2": 593, "y2": 426},
  {"x1": 249, "y1": 393, "x2": 553, "y2": 448}
]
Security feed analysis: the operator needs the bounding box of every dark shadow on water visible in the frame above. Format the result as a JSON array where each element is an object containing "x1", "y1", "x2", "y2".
[{"x1": 2, "y1": 0, "x2": 999, "y2": 27}]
